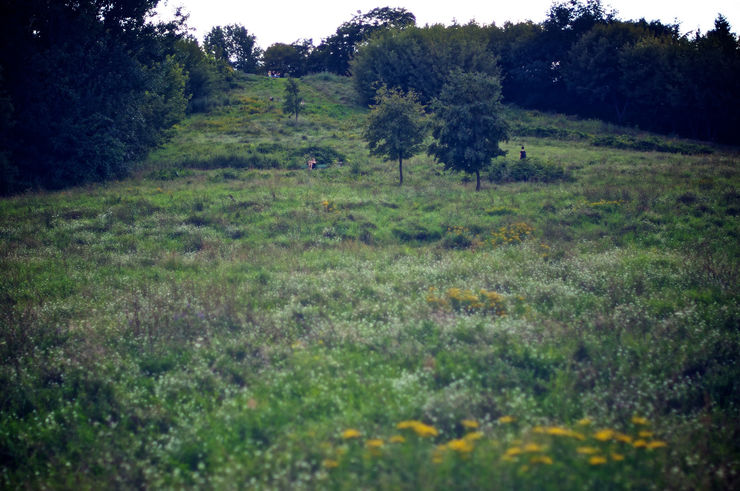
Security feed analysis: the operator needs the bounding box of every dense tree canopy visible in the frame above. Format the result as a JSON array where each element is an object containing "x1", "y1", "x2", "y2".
[
  {"x1": 351, "y1": 1, "x2": 739, "y2": 144},
  {"x1": 311, "y1": 7, "x2": 416, "y2": 75},
  {"x1": 204, "y1": 24, "x2": 262, "y2": 73},
  {"x1": 263, "y1": 43, "x2": 310, "y2": 77},
  {"x1": 0, "y1": 0, "x2": 230, "y2": 193},
  {"x1": 352, "y1": 23, "x2": 499, "y2": 105}
]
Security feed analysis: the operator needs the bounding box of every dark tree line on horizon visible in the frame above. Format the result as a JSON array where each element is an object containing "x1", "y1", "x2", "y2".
[
  {"x1": 0, "y1": 1, "x2": 738, "y2": 194},
  {"x1": 250, "y1": 2, "x2": 740, "y2": 145}
]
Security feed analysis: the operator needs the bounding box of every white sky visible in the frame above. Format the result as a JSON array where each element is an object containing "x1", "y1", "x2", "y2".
[{"x1": 153, "y1": 0, "x2": 740, "y2": 49}]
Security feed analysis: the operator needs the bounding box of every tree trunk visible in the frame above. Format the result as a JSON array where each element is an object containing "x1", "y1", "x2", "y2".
[
  {"x1": 398, "y1": 157, "x2": 403, "y2": 186},
  {"x1": 475, "y1": 169, "x2": 480, "y2": 191}
]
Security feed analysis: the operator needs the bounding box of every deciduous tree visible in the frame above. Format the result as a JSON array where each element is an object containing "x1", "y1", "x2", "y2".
[
  {"x1": 204, "y1": 24, "x2": 262, "y2": 73},
  {"x1": 282, "y1": 78, "x2": 302, "y2": 121},
  {"x1": 364, "y1": 86, "x2": 427, "y2": 185},
  {"x1": 428, "y1": 71, "x2": 508, "y2": 191}
]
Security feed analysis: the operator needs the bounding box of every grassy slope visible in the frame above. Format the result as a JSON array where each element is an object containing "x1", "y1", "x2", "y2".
[{"x1": 0, "y1": 73, "x2": 738, "y2": 489}]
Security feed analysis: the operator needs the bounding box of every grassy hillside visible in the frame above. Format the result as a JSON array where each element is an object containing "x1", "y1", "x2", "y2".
[{"x1": 1, "y1": 73, "x2": 738, "y2": 489}]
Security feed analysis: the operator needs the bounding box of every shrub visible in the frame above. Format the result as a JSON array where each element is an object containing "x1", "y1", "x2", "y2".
[
  {"x1": 591, "y1": 135, "x2": 712, "y2": 154},
  {"x1": 292, "y1": 145, "x2": 346, "y2": 166},
  {"x1": 488, "y1": 158, "x2": 569, "y2": 183}
]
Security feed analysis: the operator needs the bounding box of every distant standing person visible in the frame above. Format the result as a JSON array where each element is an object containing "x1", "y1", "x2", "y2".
[{"x1": 520, "y1": 146, "x2": 527, "y2": 159}]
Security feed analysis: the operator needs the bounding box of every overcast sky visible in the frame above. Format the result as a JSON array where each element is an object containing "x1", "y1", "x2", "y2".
[{"x1": 153, "y1": 0, "x2": 740, "y2": 49}]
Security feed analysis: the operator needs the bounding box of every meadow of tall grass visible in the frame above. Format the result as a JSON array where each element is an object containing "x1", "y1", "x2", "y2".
[{"x1": 0, "y1": 73, "x2": 737, "y2": 489}]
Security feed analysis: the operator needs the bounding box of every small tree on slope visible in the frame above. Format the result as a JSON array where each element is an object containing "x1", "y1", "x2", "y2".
[
  {"x1": 428, "y1": 70, "x2": 508, "y2": 191},
  {"x1": 364, "y1": 86, "x2": 427, "y2": 186},
  {"x1": 283, "y1": 78, "x2": 302, "y2": 121}
]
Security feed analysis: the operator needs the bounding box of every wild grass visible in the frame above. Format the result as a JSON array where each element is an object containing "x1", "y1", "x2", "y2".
[{"x1": 0, "y1": 75, "x2": 738, "y2": 489}]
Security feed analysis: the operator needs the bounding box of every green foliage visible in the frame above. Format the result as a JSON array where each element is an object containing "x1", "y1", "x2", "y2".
[
  {"x1": 282, "y1": 78, "x2": 303, "y2": 121},
  {"x1": 293, "y1": 145, "x2": 346, "y2": 167},
  {"x1": 352, "y1": 24, "x2": 499, "y2": 105},
  {"x1": 591, "y1": 135, "x2": 713, "y2": 154},
  {"x1": 204, "y1": 24, "x2": 262, "y2": 73},
  {"x1": 489, "y1": 3, "x2": 740, "y2": 143},
  {"x1": 0, "y1": 0, "x2": 223, "y2": 194},
  {"x1": 263, "y1": 42, "x2": 311, "y2": 77},
  {"x1": 0, "y1": 68, "x2": 738, "y2": 490},
  {"x1": 171, "y1": 37, "x2": 232, "y2": 112},
  {"x1": 488, "y1": 158, "x2": 570, "y2": 183},
  {"x1": 312, "y1": 7, "x2": 416, "y2": 75},
  {"x1": 364, "y1": 86, "x2": 427, "y2": 185},
  {"x1": 429, "y1": 71, "x2": 508, "y2": 191}
]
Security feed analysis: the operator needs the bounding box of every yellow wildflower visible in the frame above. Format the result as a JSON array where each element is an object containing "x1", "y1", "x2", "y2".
[
  {"x1": 365, "y1": 439, "x2": 383, "y2": 448},
  {"x1": 530, "y1": 455, "x2": 553, "y2": 465},
  {"x1": 464, "y1": 431, "x2": 484, "y2": 441},
  {"x1": 541, "y1": 427, "x2": 586, "y2": 440},
  {"x1": 397, "y1": 420, "x2": 438, "y2": 437},
  {"x1": 638, "y1": 431, "x2": 654, "y2": 438},
  {"x1": 498, "y1": 415, "x2": 515, "y2": 424},
  {"x1": 389, "y1": 435, "x2": 406, "y2": 444},
  {"x1": 523, "y1": 443, "x2": 544, "y2": 452},
  {"x1": 341, "y1": 429, "x2": 361, "y2": 439},
  {"x1": 505, "y1": 447, "x2": 522, "y2": 457},
  {"x1": 447, "y1": 438, "x2": 474, "y2": 453},
  {"x1": 633, "y1": 439, "x2": 647, "y2": 448},
  {"x1": 631, "y1": 416, "x2": 649, "y2": 425},
  {"x1": 396, "y1": 420, "x2": 418, "y2": 430},
  {"x1": 589, "y1": 456, "x2": 608, "y2": 465},
  {"x1": 614, "y1": 432, "x2": 633, "y2": 444},
  {"x1": 593, "y1": 429, "x2": 615, "y2": 441},
  {"x1": 462, "y1": 419, "x2": 479, "y2": 429},
  {"x1": 323, "y1": 459, "x2": 339, "y2": 468},
  {"x1": 610, "y1": 453, "x2": 625, "y2": 461},
  {"x1": 577, "y1": 418, "x2": 593, "y2": 426},
  {"x1": 646, "y1": 440, "x2": 667, "y2": 449},
  {"x1": 414, "y1": 423, "x2": 438, "y2": 438},
  {"x1": 577, "y1": 446, "x2": 600, "y2": 455}
]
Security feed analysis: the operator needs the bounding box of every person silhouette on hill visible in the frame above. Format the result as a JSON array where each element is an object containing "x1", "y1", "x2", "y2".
[{"x1": 520, "y1": 146, "x2": 527, "y2": 159}]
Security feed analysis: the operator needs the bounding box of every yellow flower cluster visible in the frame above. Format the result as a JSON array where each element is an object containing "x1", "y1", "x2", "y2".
[
  {"x1": 426, "y1": 287, "x2": 507, "y2": 315},
  {"x1": 324, "y1": 416, "x2": 668, "y2": 472},
  {"x1": 503, "y1": 441, "x2": 548, "y2": 462},
  {"x1": 587, "y1": 199, "x2": 622, "y2": 207},
  {"x1": 341, "y1": 429, "x2": 361, "y2": 439},
  {"x1": 489, "y1": 222, "x2": 534, "y2": 246},
  {"x1": 533, "y1": 426, "x2": 586, "y2": 440},
  {"x1": 397, "y1": 420, "x2": 439, "y2": 438},
  {"x1": 447, "y1": 226, "x2": 470, "y2": 235},
  {"x1": 444, "y1": 222, "x2": 534, "y2": 250},
  {"x1": 433, "y1": 428, "x2": 484, "y2": 462},
  {"x1": 321, "y1": 199, "x2": 336, "y2": 212}
]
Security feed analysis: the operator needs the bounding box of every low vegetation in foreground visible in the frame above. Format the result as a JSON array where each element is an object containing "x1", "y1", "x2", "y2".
[{"x1": 0, "y1": 74, "x2": 738, "y2": 488}]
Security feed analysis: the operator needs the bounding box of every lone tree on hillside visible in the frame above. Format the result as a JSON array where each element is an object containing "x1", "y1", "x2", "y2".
[
  {"x1": 364, "y1": 86, "x2": 427, "y2": 185},
  {"x1": 283, "y1": 78, "x2": 302, "y2": 121},
  {"x1": 428, "y1": 70, "x2": 508, "y2": 191}
]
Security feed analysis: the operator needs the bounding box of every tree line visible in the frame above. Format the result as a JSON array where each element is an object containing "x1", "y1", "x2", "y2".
[
  {"x1": 1, "y1": 1, "x2": 737, "y2": 194},
  {"x1": 199, "y1": 2, "x2": 740, "y2": 145},
  {"x1": 258, "y1": 2, "x2": 740, "y2": 145}
]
